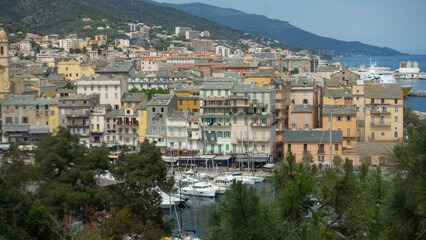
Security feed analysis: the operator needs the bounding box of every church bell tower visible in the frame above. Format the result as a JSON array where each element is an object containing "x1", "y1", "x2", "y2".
[{"x1": 0, "y1": 29, "x2": 11, "y2": 97}]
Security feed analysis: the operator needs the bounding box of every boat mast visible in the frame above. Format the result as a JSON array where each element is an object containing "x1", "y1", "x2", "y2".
[{"x1": 329, "y1": 111, "x2": 333, "y2": 167}]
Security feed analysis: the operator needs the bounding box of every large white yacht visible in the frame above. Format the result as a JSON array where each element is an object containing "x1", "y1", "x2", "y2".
[{"x1": 180, "y1": 182, "x2": 218, "y2": 198}]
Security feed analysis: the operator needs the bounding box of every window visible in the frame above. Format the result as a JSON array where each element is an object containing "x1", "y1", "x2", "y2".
[
  {"x1": 15, "y1": 117, "x2": 19, "y2": 124},
  {"x1": 218, "y1": 90, "x2": 221, "y2": 96},
  {"x1": 225, "y1": 90, "x2": 229, "y2": 96},
  {"x1": 395, "y1": 107, "x2": 399, "y2": 113},
  {"x1": 394, "y1": 116, "x2": 398, "y2": 122},
  {"x1": 262, "y1": 145, "x2": 265, "y2": 151},
  {"x1": 161, "y1": 108, "x2": 164, "y2": 112},
  {"x1": 304, "y1": 144, "x2": 307, "y2": 152},
  {"x1": 337, "y1": 116, "x2": 342, "y2": 121},
  {"x1": 288, "y1": 144, "x2": 291, "y2": 152},
  {"x1": 381, "y1": 132, "x2": 385, "y2": 136},
  {"x1": 394, "y1": 131, "x2": 398, "y2": 138},
  {"x1": 194, "y1": 100, "x2": 197, "y2": 105},
  {"x1": 394, "y1": 99, "x2": 398, "y2": 104},
  {"x1": 105, "y1": 93, "x2": 108, "y2": 99},
  {"x1": 347, "y1": 116, "x2": 351, "y2": 121},
  {"x1": 5, "y1": 117, "x2": 12, "y2": 124},
  {"x1": 357, "y1": 107, "x2": 359, "y2": 112},
  {"x1": 304, "y1": 124, "x2": 309, "y2": 130},
  {"x1": 233, "y1": 144, "x2": 237, "y2": 153},
  {"x1": 305, "y1": 115, "x2": 309, "y2": 122},
  {"x1": 244, "y1": 118, "x2": 248, "y2": 126},
  {"x1": 233, "y1": 118, "x2": 237, "y2": 124},
  {"x1": 22, "y1": 117, "x2": 28, "y2": 123},
  {"x1": 291, "y1": 124, "x2": 297, "y2": 130},
  {"x1": 381, "y1": 99, "x2": 385, "y2": 104},
  {"x1": 211, "y1": 145, "x2": 214, "y2": 153},
  {"x1": 226, "y1": 144, "x2": 229, "y2": 151},
  {"x1": 292, "y1": 115, "x2": 295, "y2": 122},
  {"x1": 347, "y1": 140, "x2": 351, "y2": 145},
  {"x1": 303, "y1": 99, "x2": 308, "y2": 104},
  {"x1": 371, "y1": 99, "x2": 375, "y2": 104},
  {"x1": 356, "y1": 97, "x2": 359, "y2": 100},
  {"x1": 152, "y1": 107, "x2": 155, "y2": 112},
  {"x1": 115, "y1": 86, "x2": 118, "y2": 91},
  {"x1": 105, "y1": 86, "x2": 108, "y2": 90},
  {"x1": 210, "y1": 90, "x2": 214, "y2": 96},
  {"x1": 115, "y1": 93, "x2": 118, "y2": 99},
  {"x1": 98, "y1": 86, "x2": 101, "y2": 91},
  {"x1": 91, "y1": 86, "x2": 94, "y2": 91},
  {"x1": 335, "y1": 144, "x2": 338, "y2": 151}
]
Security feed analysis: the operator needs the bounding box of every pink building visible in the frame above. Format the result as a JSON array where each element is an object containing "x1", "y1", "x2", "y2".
[
  {"x1": 288, "y1": 104, "x2": 314, "y2": 130},
  {"x1": 19, "y1": 41, "x2": 32, "y2": 51}
]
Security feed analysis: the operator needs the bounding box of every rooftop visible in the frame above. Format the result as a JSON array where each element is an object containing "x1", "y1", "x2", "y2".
[
  {"x1": 283, "y1": 130, "x2": 343, "y2": 143},
  {"x1": 324, "y1": 88, "x2": 353, "y2": 98},
  {"x1": 292, "y1": 104, "x2": 313, "y2": 113},
  {"x1": 232, "y1": 83, "x2": 273, "y2": 93},
  {"x1": 364, "y1": 83, "x2": 403, "y2": 99},
  {"x1": 323, "y1": 105, "x2": 356, "y2": 115}
]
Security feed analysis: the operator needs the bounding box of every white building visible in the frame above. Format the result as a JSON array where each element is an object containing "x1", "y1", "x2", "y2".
[
  {"x1": 77, "y1": 74, "x2": 128, "y2": 110},
  {"x1": 175, "y1": 27, "x2": 192, "y2": 36}
]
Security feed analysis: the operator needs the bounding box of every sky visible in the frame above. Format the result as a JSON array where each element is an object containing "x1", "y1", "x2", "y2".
[{"x1": 158, "y1": 0, "x2": 426, "y2": 54}]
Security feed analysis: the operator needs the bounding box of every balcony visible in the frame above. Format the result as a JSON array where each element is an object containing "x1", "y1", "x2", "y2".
[
  {"x1": 230, "y1": 95, "x2": 249, "y2": 99},
  {"x1": 202, "y1": 122, "x2": 231, "y2": 127},
  {"x1": 251, "y1": 122, "x2": 270, "y2": 127},
  {"x1": 370, "y1": 109, "x2": 391, "y2": 114},
  {"x1": 371, "y1": 122, "x2": 390, "y2": 127},
  {"x1": 66, "y1": 113, "x2": 89, "y2": 118},
  {"x1": 67, "y1": 123, "x2": 90, "y2": 128}
]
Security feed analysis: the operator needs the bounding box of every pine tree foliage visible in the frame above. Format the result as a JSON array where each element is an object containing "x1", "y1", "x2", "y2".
[
  {"x1": 33, "y1": 127, "x2": 110, "y2": 222},
  {"x1": 103, "y1": 140, "x2": 174, "y2": 240}
]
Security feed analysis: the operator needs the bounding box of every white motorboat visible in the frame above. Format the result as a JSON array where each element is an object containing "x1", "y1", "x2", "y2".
[
  {"x1": 180, "y1": 182, "x2": 217, "y2": 198},
  {"x1": 214, "y1": 174, "x2": 255, "y2": 186},
  {"x1": 160, "y1": 191, "x2": 184, "y2": 209},
  {"x1": 244, "y1": 176, "x2": 265, "y2": 183}
]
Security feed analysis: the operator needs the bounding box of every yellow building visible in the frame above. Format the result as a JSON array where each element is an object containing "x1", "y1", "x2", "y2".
[
  {"x1": 323, "y1": 87, "x2": 353, "y2": 106},
  {"x1": 137, "y1": 102, "x2": 148, "y2": 143},
  {"x1": 57, "y1": 59, "x2": 95, "y2": 81},
  {"x1": 48, "y1": 100, "x2": 59, "y2": 135},
  {"x1": 322, "y1": 105, "x2": 357, "y2": 150},
  {"x1": 240, "y1": 70, "x2": 275, "y2": 89},
  {"x1": 364, "y1": 84, "x2": 403, "y2": 142},
  {"x1": 174, "y1": 86, "x2": 200, "y2": 112}
]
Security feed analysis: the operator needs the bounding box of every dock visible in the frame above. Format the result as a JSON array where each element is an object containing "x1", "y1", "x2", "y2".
[{"x1": 407, "y1": 90, "x2": 426, "y2": 97}]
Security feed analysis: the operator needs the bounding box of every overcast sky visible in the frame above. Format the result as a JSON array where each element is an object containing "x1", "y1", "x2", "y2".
[{"x1": 158, "y1": 0, "x2": 426, "y2": 54}]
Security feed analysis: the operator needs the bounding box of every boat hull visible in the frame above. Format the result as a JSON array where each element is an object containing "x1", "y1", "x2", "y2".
[{"x1": 402, "y1": 87, "x2": 412, "y2": 97}]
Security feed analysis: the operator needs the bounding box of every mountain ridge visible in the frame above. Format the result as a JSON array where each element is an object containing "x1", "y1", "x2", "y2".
[
  {"x1": 0, "y1": 0, "x2": 248, "y2": 41},
  {"x1": 158, "y1": 1, "x2": 404, "y2": 56}
]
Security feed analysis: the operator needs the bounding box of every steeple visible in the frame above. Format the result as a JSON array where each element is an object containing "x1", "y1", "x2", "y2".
[{"x1": 0, "y1": 29, "x2": 11, "y2": 97}]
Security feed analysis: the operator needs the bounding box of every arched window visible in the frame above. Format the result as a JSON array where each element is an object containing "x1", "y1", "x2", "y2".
[{"x1": 0, "y1": 46, "x2": 3, "y2": 55}]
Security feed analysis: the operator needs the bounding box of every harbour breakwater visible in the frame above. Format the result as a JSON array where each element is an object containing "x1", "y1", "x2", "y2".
[{"x1": 407, "y1": 90, "x2": 426, "y2": 97}]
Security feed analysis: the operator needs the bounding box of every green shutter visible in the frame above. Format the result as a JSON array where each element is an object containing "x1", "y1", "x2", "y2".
[
  {"x1": 211, "y1": 144, "x2": 214, "y2": 152},
  {"x1": 203, "y1": 90, "x2": 206, "y2": 97},
  {"x1": 226, "y1": 144, "x2": 229, "y2": 151},
  {"x1": 218, "y1": 145, "x2": 222, "y2": 153},
  {"x1": 262, "y1": 145, "x2": 266, "y2": 151},
  {"x1": 233, "y1": 118, "x2": 237, "y2": 124},
  {"x1": 233, "y1": 144, "x2": 237, "y2": 153}
]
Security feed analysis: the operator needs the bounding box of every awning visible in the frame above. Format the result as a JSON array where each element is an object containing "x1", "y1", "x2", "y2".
[{"x1": 263, "y1": 163, "x2": 275, "y2": 169}]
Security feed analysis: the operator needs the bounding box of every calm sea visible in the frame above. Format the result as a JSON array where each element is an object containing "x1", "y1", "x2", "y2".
[{"x1": 330, "y1": 55, "x2": 426, "y2": 113}]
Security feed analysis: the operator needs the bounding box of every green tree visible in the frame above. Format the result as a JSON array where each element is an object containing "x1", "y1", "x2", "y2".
[
  {"x1": 403, "y1": 107, "x2": 419, "y2": 126},
  {"x1": 385, "y1": 123, "x2": 426, "y2": 239},
  {"x1": 282, "y1": 66, "x2": 289, "y2": 72},
  {"x1": 0, "y1": 142, "x2": 40, "y2": 189},
  {"x1": 103, "y1": 140, "x2": 174, "y2": 240},
  {"x1": 302, "y1": 150, "x2": 313, "y2": 166},
  {"x1": 63, "y1": 81, "x2": 76, "y2": 89},
  {"x1": 0, "y1": 178, "x2": 58, "y2": 239},
  {"x1": 289, "y1": 68, "x2": 299, "y2": 75},
  {"x1": 209, "y1": 181, "x2": 278, "y2": 240},
  {"x1": 34, "y1": 127, "x2": 110, "y2": 223}
]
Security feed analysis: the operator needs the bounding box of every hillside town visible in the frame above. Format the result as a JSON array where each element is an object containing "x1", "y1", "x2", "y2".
[{"x1": 0, "y1": 22, "x2": 406, "y2": 168}]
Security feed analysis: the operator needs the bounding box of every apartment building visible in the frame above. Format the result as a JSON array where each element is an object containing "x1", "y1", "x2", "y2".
[
  {"x1": 166, "y1": 110, "x2": 189, "y2": 156},
  {"x1": 284, "y1": 130, "x2": 343, "y2": 165},
  {"x1": 77, "y1": 74, "x2": 128, "y2": 110},
  {"x1": 200, "y1": 81, "x2": 277, "y2": 160},
  {"x1": 58, "y1": 94, "x2": 99, "y2": 146},
  {"x1": 146, "y1": 94, "x2": 178, "y2": 153},
  {"x1": 288, "y1": 104, "x2": 315, "y2": 130},
  {"x1": 322, "y1": 105, "x2": 357, "y2": 150},
  {"x1": 90, "y1": 104, "x2": 111, "y2": 147},
  {"x1": 117, "y1": 108, "x2": 139, "y2": 151},
  {"x1": 1, "y1": 95, "x2": 51, "y2": 142},
  {"x1": 364, "y1": 84, "x2": 403, "y2": 142}
]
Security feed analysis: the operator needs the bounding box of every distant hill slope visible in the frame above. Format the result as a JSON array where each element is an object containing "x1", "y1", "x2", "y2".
[
  {"x1": 160, "y1": 1, "x2": 403, "y2": 56},
  {"x1": 0, "y1": 0, "x2": 247, "y2": 40}
]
